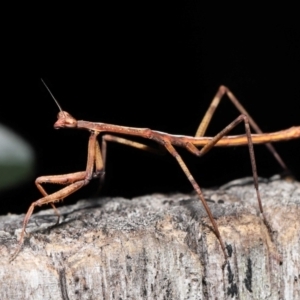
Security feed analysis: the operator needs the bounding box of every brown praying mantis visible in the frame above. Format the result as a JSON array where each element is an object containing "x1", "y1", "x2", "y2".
[{"x1": 10, "y1": 81, "x2": 300, "y2": 261}]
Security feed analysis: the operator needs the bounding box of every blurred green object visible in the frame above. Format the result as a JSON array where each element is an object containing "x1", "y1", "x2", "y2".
[{"x1": 0, "y1": 124, "x2": 35, "y2": 191}]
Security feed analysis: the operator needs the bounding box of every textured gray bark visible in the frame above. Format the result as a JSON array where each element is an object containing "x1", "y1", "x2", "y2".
[{"x1": 1, "y1": 177, "x2": 300, "y2": 299}]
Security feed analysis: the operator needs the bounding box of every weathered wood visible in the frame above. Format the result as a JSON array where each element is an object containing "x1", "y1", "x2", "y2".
[{"x1": 1, "y1": 178, "x2": 300, "y2": 299}]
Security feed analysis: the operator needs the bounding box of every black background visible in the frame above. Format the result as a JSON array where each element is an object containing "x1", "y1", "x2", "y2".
[{"x1": 1, "y1": 4, "x2": 300, "y2": 215}]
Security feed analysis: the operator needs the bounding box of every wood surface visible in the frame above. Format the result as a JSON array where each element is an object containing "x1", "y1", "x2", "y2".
[{"x1": 1, "y1": 178, "x2": 300, "y2": 299}]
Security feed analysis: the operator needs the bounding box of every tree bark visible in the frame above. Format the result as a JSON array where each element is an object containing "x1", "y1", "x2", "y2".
[{"x1": 1, "y1": 178, "x2": 300, "y2": 299}]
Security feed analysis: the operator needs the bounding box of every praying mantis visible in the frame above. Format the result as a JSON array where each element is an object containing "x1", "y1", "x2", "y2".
[{"x1": 10, "y1": 82, "x2": 300, "y2": 261}]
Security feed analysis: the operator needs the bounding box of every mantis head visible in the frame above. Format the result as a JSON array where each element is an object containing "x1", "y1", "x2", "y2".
[{"x1": 54, "y1": 111, "x2": 77, "y2": 129}]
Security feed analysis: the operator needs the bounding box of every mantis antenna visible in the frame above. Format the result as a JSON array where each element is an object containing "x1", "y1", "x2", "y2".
[{"x1": 41, "y1": 79, "x2": 64, "y2": 113}]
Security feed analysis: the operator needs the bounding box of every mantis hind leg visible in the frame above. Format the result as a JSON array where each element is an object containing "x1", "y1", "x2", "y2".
[{"x1": 195, "y1": 85, "x2": 288, "y2": 172}]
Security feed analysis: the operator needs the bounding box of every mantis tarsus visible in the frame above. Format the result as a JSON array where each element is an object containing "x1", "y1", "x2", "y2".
[{"x1": 10, "y1": 82, "x2": 300, "y2": 261}]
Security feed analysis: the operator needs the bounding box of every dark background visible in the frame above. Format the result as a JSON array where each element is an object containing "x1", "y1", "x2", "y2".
[{"x1": 1, "y1": 4, "x2": 300, "y2": 215}]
